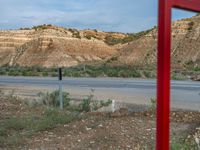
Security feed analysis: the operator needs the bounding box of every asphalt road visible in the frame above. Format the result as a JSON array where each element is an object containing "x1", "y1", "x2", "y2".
[{"x1": 0, "y1": 76, "x2": 200, "y2": 110}]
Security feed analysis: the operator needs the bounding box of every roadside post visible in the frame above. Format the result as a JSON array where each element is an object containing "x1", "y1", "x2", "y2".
[
  {"x1": 157, "y1": 0, "x2": 200, "y2": 149},
  {"x1": 58, "y1": 67, "x2": 63, "y2": 110}
]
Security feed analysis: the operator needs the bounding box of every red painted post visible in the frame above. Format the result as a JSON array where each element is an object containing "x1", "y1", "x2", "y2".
[
  {"x1": 173, "y1": 0, "x2": 200, "y2": 12},
  {"x1": 157, "y1": 0, "x2": 172, "y2": 149},
  {"x1": 157, "y1": 0, "x2": 200, "y2": 149}
]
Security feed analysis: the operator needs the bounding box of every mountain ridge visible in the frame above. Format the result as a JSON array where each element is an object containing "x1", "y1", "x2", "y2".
[{"x1": 0, "y1": 15, "x2": 200, "y2": 70}]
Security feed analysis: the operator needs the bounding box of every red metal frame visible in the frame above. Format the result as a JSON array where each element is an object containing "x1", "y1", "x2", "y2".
[{"x1": 157, "y1": 0, "x2": 200, "y2": 149}]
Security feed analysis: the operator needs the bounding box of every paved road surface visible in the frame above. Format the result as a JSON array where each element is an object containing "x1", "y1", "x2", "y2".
[{"x1": 0, "y1": 76, "x2": 200, "y2": 110}]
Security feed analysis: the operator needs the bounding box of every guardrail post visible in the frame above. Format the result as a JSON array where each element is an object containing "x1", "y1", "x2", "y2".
[{"x1": 58, "y1": 67, "x2": 63, "y2": 110}]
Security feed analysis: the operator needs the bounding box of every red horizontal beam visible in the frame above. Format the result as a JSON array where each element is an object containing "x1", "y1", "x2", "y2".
[{"x1": 172, "y1": 0, "x2": 200, "y2": 12}]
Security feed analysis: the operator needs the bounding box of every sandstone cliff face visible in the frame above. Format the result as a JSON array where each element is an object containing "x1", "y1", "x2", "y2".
[
  {"x1": 0, "y1": 28, "x2": 117, "y2": 67},
  {"x1": 119, "y1": 15, "x2": 200, "y2": 69},
  {"x1": 0, "y1": 15, "x2": 200, "y2": 69}
]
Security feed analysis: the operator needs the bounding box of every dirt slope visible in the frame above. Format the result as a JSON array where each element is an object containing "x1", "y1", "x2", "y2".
[
  {"x1": 0, "y1": 15, "x2": 200, "y2": 69},
  {"x1": 118, "y1": 15, "x2": 200, "y2": 69},
  {"x1": 0, "y1": 27, "x2": 118, "y2": 67}
]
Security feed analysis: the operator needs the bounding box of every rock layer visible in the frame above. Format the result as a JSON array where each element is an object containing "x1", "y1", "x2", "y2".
[
  {"x1": 0, "y1": 15, "x2": 200, "y2": 69},
  {"x1": 0, "y1": 28, "x2": 117, "y2": 67}
]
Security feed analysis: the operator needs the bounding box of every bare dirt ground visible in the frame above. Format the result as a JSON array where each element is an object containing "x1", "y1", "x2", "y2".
[{"x1": 0, "y1": 95, "x2": 200, "y2": 150}]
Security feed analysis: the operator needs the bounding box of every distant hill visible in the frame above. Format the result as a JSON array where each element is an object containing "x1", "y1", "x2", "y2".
[
  {"x1": 118, "y1": 15, "x2": 200, "y2": 70},
  {"x1": 0, "y1": 15, "x2": 200, "y2": 71}
]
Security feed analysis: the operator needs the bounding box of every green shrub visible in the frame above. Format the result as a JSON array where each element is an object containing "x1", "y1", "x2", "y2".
[
  {"x1": 100, "y1": 99, "x2": 112, "y2": 107},
  {"x1": 4, "y1": 117, "x2": 28, "y2": 131},
  {"x1": 0, "y1": 108, "x2": 79, "y2": 147},
  {"x1": 85, "y1": 34, "x2": 92, "y2": 40},
  {"x1": 78, "y1": 90, "x2": 94, "y2": 112},
  {"x1": 76, "y1": 89, "x2": 112, "y2": 112},
  {"x1": 193, "y1": 66, "x2": 200, "y2": 72},
  {"x1": 34, "y1": 109, "x2": 77, "y2": 132},
  {"x1": 0, "y1": 127, "x2": 7, "y2": 136},
  {"x1": 148, "y1": 98, "x2": 156, "y2": 112},
  {"x1": 51, "y1": 72, "x2": 57, "y2": 77},
  {"x1": 171, "y1": 73, "x2": 186, "y2": 80},
  {"x1": 79, "y1": 98, "x2": 91, "y2": 112},
  {"x1": 8, "y1": 71, "x2": 20, "y2": 76},
  {"x1": 5, "y1": 90, "x2": 18, "y2": 100},
  {"x1": 0, "y1": 69, "x2": 6, "y2": 75},
  {"x1": 37, "y1": 90, "x2": 70, "y2": 108},
  {"x1": 143, "y1": 70, "x2": 152, "y2": 78},
  {"x1": 69, "y1": 28, "x2": 81, "y2": 39},
  {"x1": 131, "y1": 70, "x2": 141, "y2": 77},
  {"x1": 188, "y1": 21, "x2": 194, "y2": 30},
  {"x1": 170, "y1": 141, "x2": 197, "y2": 150},
  {"x1": 42, "y1": 72, "x2": 49, "y2": 76},
  {"x1": 105, "y1": 35, "x2": 122, "y2": 45}
]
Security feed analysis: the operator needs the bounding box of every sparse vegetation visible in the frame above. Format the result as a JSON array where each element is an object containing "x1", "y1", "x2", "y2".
[
  {"x1": 104, "y1": 28, "x2": 153, "y2": 45},
  {"x1": 69, "y1": 28, "x2": 81, "y2": 39},
  {"x1": 74, "y1": 89, "x2": 112, "y2": 112},
  {"x1": 171, "y1": 139, "x2": 198, "y2": 150},
  {"x1": 188, "y1": 21, "x2": 194, "y2": 30},
  {"x1": 171, "y1": 72, "x2": 187, "y2": 80},
  {"x1": 0, "y1": 108, "x2": 79, "y2": 147},
  {"x1": 0, "y1": 89, "x2": 112, "y2": 147},
  {"x1": 32, "y1": 24, "x2": 53, "y2": 31},
  {"x1": 19, "y1": 27, "x2": 31, "y2": 30},
  {"x1": 84, "y1": 33, "x2": 98, "y2": 40},
  {"x1": 148, "y1": 98, "x2": 156, "y2": 113},
  {"x1": 0, "y1": 90, "x2": 200, "y2": 149},
  {"x1": 105, "y1": 35, "x2": 123, "y2": 45},
  {"x1": 37, "y1": 90, "x2": 70, "y2": 108},
  {"x1": 33, "y1": 89, "x2": 112, "y2": 113},
  {"x1": 1, "y1": 64, "x2": 199, "y2": 80},
  {"x1": 0, "y1": 65, "x2": 144, "y2": 78}
]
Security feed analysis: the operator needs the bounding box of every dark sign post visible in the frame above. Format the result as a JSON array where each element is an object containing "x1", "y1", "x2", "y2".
[
  {"x1": 58, "y1": 68, "x2": 63, "y2": 109},
  {"x1": 157, "y1": 0, "x2": 200, "y2": 149}
]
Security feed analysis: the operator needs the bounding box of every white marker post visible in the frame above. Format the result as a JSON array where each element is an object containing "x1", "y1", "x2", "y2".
[
  {"x1": 112, "y1": 99, "x2": 115, "y2": 113},
  {"x1": 58, "y1": 68, "x2": 63, "y2": 109}
]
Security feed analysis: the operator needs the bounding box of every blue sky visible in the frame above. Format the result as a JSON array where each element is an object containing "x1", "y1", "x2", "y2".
[{"x1": 0, "y1": 0, "x2": 196, "y2": 33}]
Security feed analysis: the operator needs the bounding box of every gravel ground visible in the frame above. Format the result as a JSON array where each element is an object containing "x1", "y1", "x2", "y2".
[{"x1": 0, "y1": 96, "x2": 200, "y2": 150}]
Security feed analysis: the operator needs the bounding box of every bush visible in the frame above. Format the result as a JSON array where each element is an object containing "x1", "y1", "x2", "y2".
[
  {"x1": 69, "y1": 28, "x2": 81, "y2": 39},
  {"x1": 0, "y1": 108, "x2": 79, "y2": 147},
  {"x1": 149, "y1": 98, "x2": 156, "y2": 112},
  {"x1": 78, "y1": 90, "x2": 94, "y2": 112},
  {"x1": 8, "y1": 71, "x2": 20, "y2": 76},
  {"x1": 171, "y1": 73, "x2": 186, "y2": 80},
  {"x1": 0, "y1": 127, "x2": 7, "y2": 136},
  {"x1": 76, "y1": 89, "x2": 112, "y2": 112},
  {"x1": 4, "y1": 117, "x2": 27, "y2": 131},
  {"x1": 42, "y1": 72, "x2": 48, "y2": 76},
  {"x1": 171, "y1": 140, "x2": 197, "y2": 150},
  {"x1": 0, "y1": 69, "x2": 6, "y2": 75},
  {"x1": 143, "y1": 70, "x2": 152, "y2": 78},
  {"x1": 79, "y1": 98, "x2": 91, "y2": 112},
  {"x1": 37, "y1": 90, "x2": 70, "y2": 108},
  {"x1": 105, "y1": 35, "x2": 122, "y2": 45},
  {"x1": 34, "y1": 109, "x2": 77, "y2": 132},
  {"x1": 188, "y1": 21, "x2": 194, "y2": 30}
]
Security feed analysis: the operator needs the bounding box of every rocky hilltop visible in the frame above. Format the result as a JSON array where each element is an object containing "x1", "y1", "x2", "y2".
[
  {"x1": 0, "y1": 26, "x2": 122, "y2": 67},
  {"x1": 118, "y1": 15, "x2": 200, "y2": 69},
  {"x1": 0, "y1": 15, "x2": 200, "y2": 69}
]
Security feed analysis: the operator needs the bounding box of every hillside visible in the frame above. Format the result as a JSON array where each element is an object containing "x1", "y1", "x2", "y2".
[
  {"x1": 118, "y1": 15, "x2": 200, "y2": 70},
  {"x1": 0, "y1": 15, "x2": 200, "y2": 71},
  {"x1": 0, "y1": 26, "x2": 123, "y2": 67}
]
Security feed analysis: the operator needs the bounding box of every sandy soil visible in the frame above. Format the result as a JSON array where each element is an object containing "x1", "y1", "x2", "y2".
[{"x1": 0, "y1": 95, "x2": 200, "y2": 149}]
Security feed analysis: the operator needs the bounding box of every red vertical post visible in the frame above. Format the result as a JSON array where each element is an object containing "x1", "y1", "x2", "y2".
[{"x1": 157, "y1": 0, "x2": 172, "y2": 149}]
